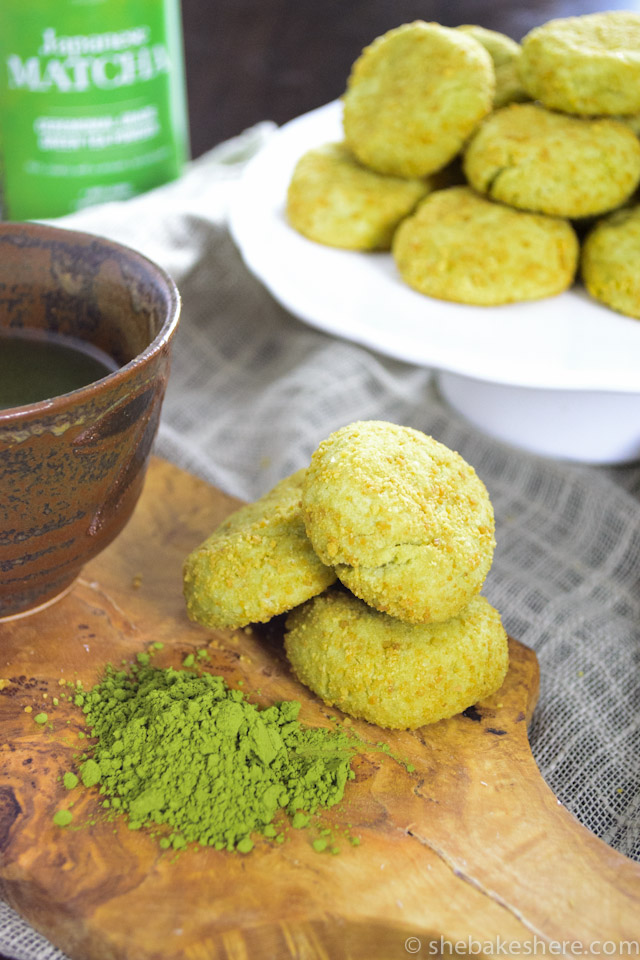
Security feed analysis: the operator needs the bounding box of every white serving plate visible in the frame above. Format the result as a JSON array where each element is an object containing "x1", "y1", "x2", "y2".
[{"x1": 229, "y1": 100, "x2": 640, "y2": 463}]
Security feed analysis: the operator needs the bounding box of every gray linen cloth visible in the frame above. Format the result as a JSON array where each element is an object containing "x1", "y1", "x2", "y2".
[{"x1": 2, "y1": 126, "x2": 639, "y2": 959}]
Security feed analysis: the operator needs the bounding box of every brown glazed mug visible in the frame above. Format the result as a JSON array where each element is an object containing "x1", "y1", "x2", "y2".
[{"x1": 0, "y1": 222, "x2": 180, "y2": 619}]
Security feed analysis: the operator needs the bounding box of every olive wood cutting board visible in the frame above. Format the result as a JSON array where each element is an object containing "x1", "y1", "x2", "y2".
[{"x1": 1, "y1": 457, "x2": 639, "y2": 960}]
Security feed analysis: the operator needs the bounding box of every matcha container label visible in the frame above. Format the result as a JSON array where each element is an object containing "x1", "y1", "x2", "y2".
[{"x1": 0, "y1": 0, "x2": 189, "y2": 220}]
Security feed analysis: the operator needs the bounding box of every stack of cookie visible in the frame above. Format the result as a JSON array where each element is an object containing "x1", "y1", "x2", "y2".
[
  {"x1": 286, "y1": 13, "x2": 640, "y2": 318},
  {"x1": 183, "y1": 421, "x2": 509, "y2": 730}
]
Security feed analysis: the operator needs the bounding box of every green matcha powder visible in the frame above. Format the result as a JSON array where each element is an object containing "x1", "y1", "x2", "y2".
[{"x1": 65, "y1": 664, "x2": 357, "y2": 852}]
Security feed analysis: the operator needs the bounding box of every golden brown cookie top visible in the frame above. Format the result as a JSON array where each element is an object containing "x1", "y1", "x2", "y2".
[
  {"x1": 286, "y1": 142, "x2": 429, "y2": 250},
  {"x1": 456, "y1": 24, "x2": 528, "y2": 108},
  {"x1": 285, "y1": 590, "x2": 509, "y2": 729},
  {"x1": 464, "y1": 103, "x2": 640, "y2": 219},
  {"x1": 582, "y1": 204, "x2": 640, "y2": 321},
  {"x1": 183, "y1": 470, "x2": 336, "y2": 629},
  {"x1": 392, "y1": 186, "x2": 579, "y2": 306},
  {"x1": 520, "y1": 12, "x2": 640, "y2": 116},
  {"x1": 342, "y1": 21, "x2": 494, "y2": 178},
  {"x1": 302, "y1": 420, "x2": 495, "y2": 623}
]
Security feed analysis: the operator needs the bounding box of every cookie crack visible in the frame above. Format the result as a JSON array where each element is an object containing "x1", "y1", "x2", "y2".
[
  {"x1": 338, "y1": 540, "x2": 429, "y2": 574},
  {"x1": 485, "y1": 165, "x2": 510, "y2": 196}
]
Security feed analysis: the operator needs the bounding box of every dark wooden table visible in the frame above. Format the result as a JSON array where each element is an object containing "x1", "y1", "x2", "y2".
[{"x1": 181, "y1": 0, "x2": 640, "y2": 158}]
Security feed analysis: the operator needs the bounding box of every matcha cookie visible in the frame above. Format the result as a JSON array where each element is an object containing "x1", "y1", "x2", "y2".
[
  {"x1": 286, "y1": 142, "x2": 429, "y2": 250},
  {"x1": 342, "y1": 21, "x2": 494, "y2": 178},
  {"x1": 457, "y1": 24, "x2": 528, "y2": 108},
  {"x1": 285, "y1": 590, "x2": 509, "y2": 730},
  {"x1": 183, "y1": 470, "x2": 336, "y2": 630},
  {"x1": 464, "y1": 103, "x2": 640, "y2": 219},
  {"x1": 301, "y1": 421, "x2": 495, "y2": 624},
  {"x1": 392, "y1": 186, "x2": 579, "y2": 305},
  {"x1": 582, "y1": 205, "x2": 640, "y2": 320},
  {"x1": 519, "y1": 12, "x2": 640, "y2": 116}
]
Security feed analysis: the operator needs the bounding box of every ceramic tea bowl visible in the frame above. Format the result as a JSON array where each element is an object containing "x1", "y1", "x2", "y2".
[{"x1": 0, "y1": 222, "x2": 180, "y2": 619}]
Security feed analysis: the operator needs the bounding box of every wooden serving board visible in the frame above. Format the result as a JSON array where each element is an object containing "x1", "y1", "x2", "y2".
[{"x1": 1, "y1": 458, "x2": 639, "y2": 960}]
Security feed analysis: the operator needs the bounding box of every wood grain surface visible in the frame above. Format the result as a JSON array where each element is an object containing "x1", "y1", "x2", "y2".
[{"x1": 1, "y1": 458, "x2": 639, "y2": 960}]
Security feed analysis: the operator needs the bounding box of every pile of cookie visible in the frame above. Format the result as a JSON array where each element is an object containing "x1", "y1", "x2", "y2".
[
  {"x1": 183, "y1": 421, "x2": 508, "y2": 730},
  {"x1": 286, "y1": 13, "x2": 640, "y2": 316}
]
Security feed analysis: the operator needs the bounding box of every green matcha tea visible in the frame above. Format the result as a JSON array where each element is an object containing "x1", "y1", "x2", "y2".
[
  {"x1": 57, "y1": 662, "x2": 358, "y2": 852},
  {"x1": 0, "y1": 329, "x2": 118, "y2": 410}
]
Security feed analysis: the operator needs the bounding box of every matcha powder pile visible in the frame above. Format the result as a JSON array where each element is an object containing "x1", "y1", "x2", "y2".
[{"x1": 70, "y1": 664, "x2": 357, "y2": 852}]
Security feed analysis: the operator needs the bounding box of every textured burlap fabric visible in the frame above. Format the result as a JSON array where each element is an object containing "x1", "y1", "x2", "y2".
[{"x1": 1, "y1": 126, "x2": 639, "y2": 958}]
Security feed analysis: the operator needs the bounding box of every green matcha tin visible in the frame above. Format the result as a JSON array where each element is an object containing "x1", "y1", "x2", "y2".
[{"x1": 0, "y1": 0, "x2": 189, "y2": 219}]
